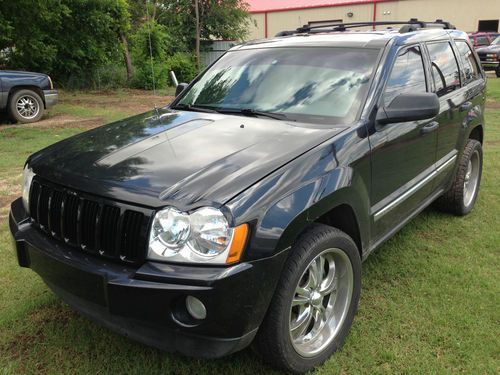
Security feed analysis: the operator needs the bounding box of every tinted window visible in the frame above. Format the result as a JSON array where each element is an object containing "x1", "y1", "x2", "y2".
[
  {"x1": 384, "y1": 46, "x2": 427, "y2": 106},
  {"x1": 178, "y1": 47, "x2": 378, "y2": 124},
  {"x1": 427, "y1": 42, "x2": 460, "y2": 97},
  {"x1": 456, "y1": 41, "x2": 480, "y2": 84}
]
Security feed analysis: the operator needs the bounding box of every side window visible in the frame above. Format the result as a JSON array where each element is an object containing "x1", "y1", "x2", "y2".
[
  {"x1": 427, "y1": 42, "x2": 460, "y2": 97},
  {"x1": 455, "y1": 40, "x2": 480, "y2": 84},
  {"x1": 476, "y1": 36, "x2": 489, "y2": 46},
  {"x1": 384, "y1": 46, "x2": 427, "y2": 106}
]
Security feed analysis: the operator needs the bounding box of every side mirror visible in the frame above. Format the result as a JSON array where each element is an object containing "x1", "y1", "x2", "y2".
[
  {"x1": 175, "y1": 83, "x2": 188, "y2": 97},
  {"x1": 377, "y1": 93, "x2": 440, "y2": 125}
]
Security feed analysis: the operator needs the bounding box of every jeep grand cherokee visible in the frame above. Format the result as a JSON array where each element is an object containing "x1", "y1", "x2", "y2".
[{"x1": 10, "y1": 19, "x2": 485, "y2": 373}]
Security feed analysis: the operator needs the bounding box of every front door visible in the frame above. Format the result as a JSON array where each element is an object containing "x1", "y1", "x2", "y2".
[{"x1": 369, "y1": 45, "x2": 438, "y2": 242}]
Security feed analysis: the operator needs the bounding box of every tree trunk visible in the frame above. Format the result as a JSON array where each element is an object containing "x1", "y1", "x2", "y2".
[
  {"x1": 120, "y1": 31, "x2": 134, "y2": 82},
  {"x1": 194, "y1": 0, "x2": 201, "y2": 70}
]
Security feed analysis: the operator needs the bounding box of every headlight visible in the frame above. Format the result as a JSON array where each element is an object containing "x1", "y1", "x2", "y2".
[
  {"x1": 22, "y1": 165, "x2": 35, "y2": 214},
  {"x1": 148, "y1": 206, "x2": 248, "y2": 264}
]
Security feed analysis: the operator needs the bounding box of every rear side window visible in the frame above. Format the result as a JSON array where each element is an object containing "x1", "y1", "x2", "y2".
[
  {"x1": 455, "y1": 41, "x2": 481, "y2": 84},
  {"x1": 384, "y1": 46, "x2": 427, "y2": 106},
  {"x1": 427, "y1": 42, "x2": 460, "y2": 97}
]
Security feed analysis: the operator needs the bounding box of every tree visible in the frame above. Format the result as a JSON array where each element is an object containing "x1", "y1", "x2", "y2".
[
  {"x1": 0, "y1": 0, "x2": 130, "y2": 87},
  {"x1": 194, "y1": 0, "x2": 201, "y2": 69},
  {"x1": 156, "y1": 0, "x2": 251, "y2": 51}
]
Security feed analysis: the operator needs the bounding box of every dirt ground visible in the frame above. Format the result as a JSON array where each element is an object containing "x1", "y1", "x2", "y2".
[{"x1": 0, "y1": 89, "x2": 174, "y2": 130}]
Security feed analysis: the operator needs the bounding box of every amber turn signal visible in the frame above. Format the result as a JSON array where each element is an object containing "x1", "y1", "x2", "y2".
[{"x1": 226, "y1": 224, "x2": 249, "y2": 264}]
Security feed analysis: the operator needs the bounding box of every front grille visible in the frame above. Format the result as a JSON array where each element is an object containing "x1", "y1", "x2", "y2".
[
  {"x1": 28, "y1": 177, "x2": 152, "y2": 264},
  {"x1": 477, "y1": 52, "x2": 498, "y2": 63}
]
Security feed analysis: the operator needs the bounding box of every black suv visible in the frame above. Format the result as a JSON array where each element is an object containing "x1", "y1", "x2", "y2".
[{"x1": 9, "y1": 20, "x2": 485, "y2": 373}]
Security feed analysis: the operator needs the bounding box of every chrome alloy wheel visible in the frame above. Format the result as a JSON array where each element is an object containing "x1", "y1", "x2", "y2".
[
  {"x1": 463, "y1": 150, "x2": 480, "y2": 207},
  {"x1": 289, "y1": 248, "x2": 353, "y2": 357},
  {"x1": 16, "y1": 95, "x2": 40, "y2": 120}
]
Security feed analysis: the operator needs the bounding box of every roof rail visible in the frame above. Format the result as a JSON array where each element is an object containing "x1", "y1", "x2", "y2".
[{"x1": 276, "y1": 19, "x2": 456, "y2": 37}]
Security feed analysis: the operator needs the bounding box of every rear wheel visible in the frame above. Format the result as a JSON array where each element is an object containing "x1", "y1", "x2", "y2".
[
  {"x1": 255, "y1": 224, "x2": 361, "y2": 373},
  {"x1": 435, "y1": 139, "x2": 483, "y2": 215},
  {"x1": 8, "y1": 89, "x2": 44, "y2": 123}
]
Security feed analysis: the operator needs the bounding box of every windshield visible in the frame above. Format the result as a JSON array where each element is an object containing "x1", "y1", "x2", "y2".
[
  {"x1": 492, "y1": 36, "x2": 500, "y2": 45},
  {"x1": 176, "y1": 47, "x2": 379, "y2": 124}
]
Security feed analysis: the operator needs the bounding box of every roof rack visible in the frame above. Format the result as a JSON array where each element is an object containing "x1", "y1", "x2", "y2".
[{"x1": 275, "y1": 19, "x2": 456, "y2": 37}]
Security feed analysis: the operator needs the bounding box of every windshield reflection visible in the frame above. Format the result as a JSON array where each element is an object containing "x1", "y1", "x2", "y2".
[{"x1": 178, "y1": 47, "x2": 378, "y2": 124}]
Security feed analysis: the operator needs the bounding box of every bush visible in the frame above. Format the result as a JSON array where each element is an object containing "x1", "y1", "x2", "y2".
[
  {"x1": 131, "y1": 63, "x2": 169, "y2": 90},
  {"x1": 131, "y1": 21, "x2": 171, "y2": 90},
  {"x1": 165, "y1": 53, "x2": 198, "y2": 85}
]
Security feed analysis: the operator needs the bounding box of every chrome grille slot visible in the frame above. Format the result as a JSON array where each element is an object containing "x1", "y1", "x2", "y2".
[{"x1": 28, "y1": 177, "x2": 151, "y2": 264}]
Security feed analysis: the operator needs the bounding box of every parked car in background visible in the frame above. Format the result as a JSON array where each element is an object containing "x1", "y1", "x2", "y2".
[
  {"x1": 476, "y1": 36, "x2": 500, "y2": 77},
  {"x1": 468, "y1": 32, "x2": 499, "y2": 49},
  {"x1": 10, "y1": 20, "x2": 485, "y2": 373},
  {"x1": 0, "y1": 70, "x2": 58, "y2": 123}
]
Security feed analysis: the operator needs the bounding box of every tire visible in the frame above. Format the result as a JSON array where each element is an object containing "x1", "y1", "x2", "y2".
[
  {"x1": 8, "y1": 89, "x2": 44, "y2": 123},
  {"x1": 255, "y1": 224, "x2": 361, "y2": 374},
  {"x1": 435, "y1": 139, "x2": 483, "y2": 215},
  {"x1": 496, "y1": 67, "x2": 500, "y2": 78}
]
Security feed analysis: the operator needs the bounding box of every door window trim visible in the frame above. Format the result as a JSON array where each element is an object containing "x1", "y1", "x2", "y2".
[
  {"x1": 379, "y1": 43, "x2": 430, "y2": 106},
  {"x1": 452, "y1": 38, "x2": 484, "y2": 84}
]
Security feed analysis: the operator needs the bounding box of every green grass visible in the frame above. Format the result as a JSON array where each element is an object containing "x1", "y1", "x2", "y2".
[
  {"x1": 50, "y1": 88, "x2": 176, "y2": 124},
  {"x1": 0, "y1": 84, "x2": 499, "y2": 374}
]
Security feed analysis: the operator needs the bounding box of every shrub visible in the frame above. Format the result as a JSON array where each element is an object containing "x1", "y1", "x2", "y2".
[
  {"x1": 131, "y1": 63, "x2": 169, "y2": 90},
  {"x1": 165, "y1": 52, "x2": 198, "y2": 85},
  {"x1": 131, "y1": 21, "x2": 171, "y2": 90}
]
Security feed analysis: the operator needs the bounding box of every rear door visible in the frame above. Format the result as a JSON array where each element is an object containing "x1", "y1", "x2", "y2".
[
  {"x1": 432, "y1": 39, "x2": 485, "y2": 191},
  {"x1": 369, "y1": 45, "x2": 438, "y2": 240},
  {"x1": 424, "y1": 40, "x2": 464, "y2": 188}
]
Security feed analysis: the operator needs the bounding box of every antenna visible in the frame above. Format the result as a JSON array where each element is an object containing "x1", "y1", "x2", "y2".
[{"x1": 145, "y1": 0, "x2": 157, "y2": 97}]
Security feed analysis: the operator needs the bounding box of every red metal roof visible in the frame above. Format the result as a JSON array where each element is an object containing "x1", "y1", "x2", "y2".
[{"x1": 247, "y1": 0, "x2": 377, "y2": 13}]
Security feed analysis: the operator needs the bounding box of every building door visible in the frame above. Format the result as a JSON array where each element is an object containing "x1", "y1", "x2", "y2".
[{"x1": 478, "y1": 20, "x2": 499, "y2": 32}]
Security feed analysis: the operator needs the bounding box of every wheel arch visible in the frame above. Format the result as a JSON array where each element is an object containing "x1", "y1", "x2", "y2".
[
  {"x1": 313, "y1": 204, "x2": 362, "y2": 257},
  {"x1": 468, "y1": 124, "x2": 483, "y2": 144},
  {"x1": 8, "y1": 86, "x2": 46, "y2": 108},
  {"x1": 274, "y1": 185, "x2": 369, "y2": 260}
]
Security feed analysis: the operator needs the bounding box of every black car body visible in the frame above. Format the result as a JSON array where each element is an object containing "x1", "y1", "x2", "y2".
[
  {"x1": 10, "y1": 21, "x2": 486, "y2": 373},
  {"x1": 476, "y1": 36, "x2": 500, "y2": 76},
  {"x1": 0, "y1": 70, "x2": 58, "y2": 123}
]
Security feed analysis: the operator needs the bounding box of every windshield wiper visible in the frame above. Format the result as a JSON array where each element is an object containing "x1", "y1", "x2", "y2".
[
  {"x1": 216, "y1": 108, "x2": 294, "y2": 121},
  {"x1": 171, "y1": 103, "x2": 219, "y2": 113}
]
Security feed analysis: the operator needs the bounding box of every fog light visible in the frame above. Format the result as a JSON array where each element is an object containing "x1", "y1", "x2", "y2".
[{"x1": 186, "y1": 296, "x2": 206, "y2": 320}]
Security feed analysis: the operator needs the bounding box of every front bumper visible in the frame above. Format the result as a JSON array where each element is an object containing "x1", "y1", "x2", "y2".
[
  {"x1": 43, "y1": 89, "x2": 58, "y2": 108},
  {"x1": 480, "y1": 61, "x2": 499, "y2": 70},
  {"x1": 9, "y1": 198, "x2": 287, "y2": 357}
]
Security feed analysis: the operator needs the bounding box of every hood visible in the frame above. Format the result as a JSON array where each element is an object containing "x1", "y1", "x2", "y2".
[
  {"x1": 476, "y1": 44, "x2": 500, "y2": 53},
  {"x1": 0, "y1": 69, "x2": 48, "y2": 78},
  {"x1": 30, "y1": 108, "x2": 347, "y2": 208}
]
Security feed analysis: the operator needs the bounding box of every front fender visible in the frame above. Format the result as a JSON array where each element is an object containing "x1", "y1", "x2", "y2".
[{"x1": 227, "y1": 128, "x2": 371, "y2": 261}]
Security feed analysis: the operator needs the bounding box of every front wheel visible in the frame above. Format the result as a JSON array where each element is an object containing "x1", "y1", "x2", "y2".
[
  {"x1": 255, "y1": 224, "x2": 361, "y2": 373},
  {"x1": 8, "y1": 89, "x2": 44, "y2": 123}
]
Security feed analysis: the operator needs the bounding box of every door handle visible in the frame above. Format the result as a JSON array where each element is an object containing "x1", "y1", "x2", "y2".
[
  {"x1": 459, "y1": 101, "x2": 473, "y2": 112},
  {"x1": 421, "y1": 121, "x2": 439, "y2": 135}
]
